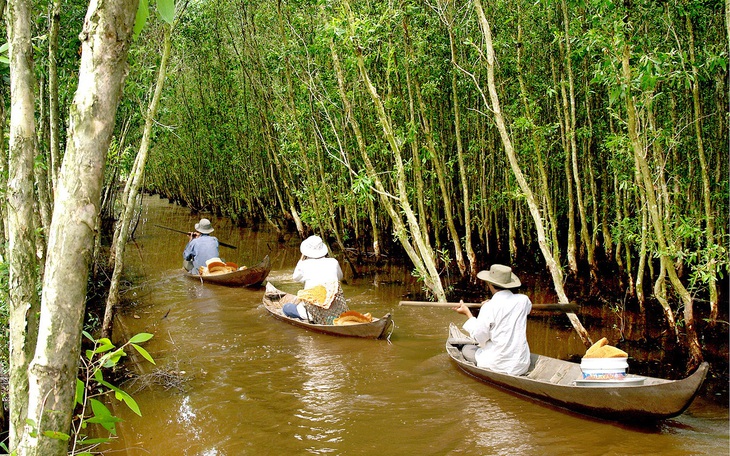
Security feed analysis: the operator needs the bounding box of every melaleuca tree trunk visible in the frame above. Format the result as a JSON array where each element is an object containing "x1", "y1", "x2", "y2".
[
  {"x1": 16, "y1": 1, "x2": 139, "y2": 454},
  {"x1": 6, "y1": 0, "x2": 40, "y2": 448},
  {"x1": 472, "y1": 0, "x2": 592, "y2": 347}
]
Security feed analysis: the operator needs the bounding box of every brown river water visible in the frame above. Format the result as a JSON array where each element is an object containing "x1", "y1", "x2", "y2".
[{"x1": 102, "y1": 195, "x2": 729, "y2": 455}]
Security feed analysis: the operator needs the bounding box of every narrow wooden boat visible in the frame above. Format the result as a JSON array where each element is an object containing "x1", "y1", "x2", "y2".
[
  {"x1": 446, "y1": 323, "x2": 708, "y2": 421},
  {"x1": 262, "y1": 283, "x2": 394, "y2": 339},
  {"x1": 186, "y1": 255, "x2": 271, "y2": 287}
]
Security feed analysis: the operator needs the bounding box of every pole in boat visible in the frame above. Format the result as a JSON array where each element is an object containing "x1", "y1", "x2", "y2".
[
  {"x1": 153, "y1": 224, "x2": 238, "y2": 249},
  {"x1": 398, "y1": 301, "x2": 577, "y2": 312}
]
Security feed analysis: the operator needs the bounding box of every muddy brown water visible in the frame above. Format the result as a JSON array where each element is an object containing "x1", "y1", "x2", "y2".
[{"x1": 101, "y1": 196, "x2": 729, "y2": 455}]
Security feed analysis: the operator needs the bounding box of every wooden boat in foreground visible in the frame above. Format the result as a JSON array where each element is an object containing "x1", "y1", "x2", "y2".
[
  {"x1": 446, "y1": 323, "x2": 708, "y2": 421},
  {"x1": 186, "y1": 255, "x2": 271, "y2": 287},
  {"x1": 262, "y1": 283, "x2": 393, "y2": 339}
]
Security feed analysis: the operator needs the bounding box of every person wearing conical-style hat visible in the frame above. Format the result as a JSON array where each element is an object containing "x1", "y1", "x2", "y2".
[
  {"x1": 453, "y1": 264, "x2": 532, "y2": 375},
  {"x1": 182, "y1": 218, "x2": 220, "y2": 273}
]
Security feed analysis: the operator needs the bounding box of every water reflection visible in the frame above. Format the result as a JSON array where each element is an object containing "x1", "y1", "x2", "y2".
[{"x1": 293, "y1": 335, "x2": 347, "y2": 449}]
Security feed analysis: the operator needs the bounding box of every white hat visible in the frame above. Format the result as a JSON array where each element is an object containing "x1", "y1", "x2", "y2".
[
  {"x1": 300, "y1": 235, "x2": 328, "y2": 258},
  {"x1": 195, "y1": 218, "x2": 214, "y2": 234},
  {"x1": 476, "y1": 264, "x2": 521, "y2": 288}
]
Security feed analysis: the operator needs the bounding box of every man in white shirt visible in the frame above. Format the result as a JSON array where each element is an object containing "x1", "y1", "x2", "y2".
[{"x1": 453, "y1": 264, "x2": 532, "y2": 375}]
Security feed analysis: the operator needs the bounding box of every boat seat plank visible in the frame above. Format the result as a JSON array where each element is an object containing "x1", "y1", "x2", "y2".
[{"x1": 527, "y1": 357, "x2": 580, "y2": 384}]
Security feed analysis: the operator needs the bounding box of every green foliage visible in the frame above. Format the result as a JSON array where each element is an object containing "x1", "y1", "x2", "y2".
[
  {"x1": 70, "y1": 332, "x2": 155, "y2": 454},
  {"x1": 134, "y1": 0, "x2": 151, "y2": 40},
  {"x1": 135, "y1": 0, "x2": 727, "y2": 308},
  {"x1": 157, "y1": 0, "x2": 176, "y2": 25}
]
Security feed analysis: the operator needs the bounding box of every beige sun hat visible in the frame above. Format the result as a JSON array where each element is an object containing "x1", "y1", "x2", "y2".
[
  {"x1": 476, "y1": 264, "x2": 521, "y2": 288},
  {"x1": 300, "y1": 235, "x2": 328, "y2": 258},
  {"x1": 195, "y1": 218, "x2": 214, "y2": 234}
]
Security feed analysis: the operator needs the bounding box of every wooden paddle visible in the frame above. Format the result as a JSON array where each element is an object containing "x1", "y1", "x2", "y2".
[
  {"x1": 153, "y1": 224, "x2": 238, "y2": 249},
  {"x1": 398, "y1": 300, "x2": 578, "y2": 312}
]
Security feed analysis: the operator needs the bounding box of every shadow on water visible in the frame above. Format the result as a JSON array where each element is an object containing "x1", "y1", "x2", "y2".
[{"x1": 101, "y1": 195, "x2": 728, "y2": 456}]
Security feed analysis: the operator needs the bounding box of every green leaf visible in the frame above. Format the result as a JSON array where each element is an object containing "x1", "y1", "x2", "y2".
[
  {"x1": 128, "y1": 333, "x2": 154, "y2": 344},
  {"x1": 77, "y1": 437, "x2": 111, "y2": 445},
  {"x1": 114, "y1": 389, "x2": 142, "y2": 416},
  {"x1": 43, "y1": 430, "x2": 70, "y2": 441},
  {"x1": 131, "y1": 343, "x2": 156, "y2": 365},
  {"x1": 91, "y1": 339, "x2": 116, "y2": 356},
  {"x1": 90, "y1": 398, "x2": 112, "y2": 419},
  {"x1": 103, "y1": 349, "x2": 127, "y2": 367},
  {"x1": 89, "y1": 398, "x2": 122, "y2": 434},
  {"x1": 75, "y1": 379, "x2": 85, "y2": 406},
  {"x1": 158, "y1": 0, "x2": 175, "y2": 25},
  {"x1": 134, "y1": 0, "x2": 150, "y2": 40}
]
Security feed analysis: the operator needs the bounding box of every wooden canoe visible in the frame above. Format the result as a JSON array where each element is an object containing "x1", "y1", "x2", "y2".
[
  {"x1": 186, "y1": 255, "x2": 271, "y2": 287},
  {"x1": 446, "y1": 323, "x2": 708, "y2": 421},
  {"x1": 262, "y1": 283, "x2": 394, "y2": 339}
]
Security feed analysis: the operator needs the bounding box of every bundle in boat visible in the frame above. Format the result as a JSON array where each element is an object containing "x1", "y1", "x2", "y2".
[
  {"x1": 580, "y1": 337, "x2": 629, "y2": 380},
  {"x1": 333, "y1": 311, "x2": 373, "y2": 326},
  {"x1": 198, "y1": 257, "x2": 247, "y2": 275}
]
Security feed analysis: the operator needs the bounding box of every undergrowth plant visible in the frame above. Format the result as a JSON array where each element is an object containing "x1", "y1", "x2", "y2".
[{"x1": 68, "y1": 331, "x2": 156, "y2": 455}]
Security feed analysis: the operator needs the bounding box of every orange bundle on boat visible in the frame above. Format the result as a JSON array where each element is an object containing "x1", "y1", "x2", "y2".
[
  {"x1": 333, "y1": 310, "x2": 372, "y2": 325},
  {"x1": 583, "y1": 337, "x2": 628, "y2": 358}
]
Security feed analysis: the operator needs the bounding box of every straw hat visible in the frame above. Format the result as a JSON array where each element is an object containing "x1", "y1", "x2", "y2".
[
  {"x1": 300, "y1": 235, "x2": 328, "y2": 258},
  {"x1": 476, "y1": 264, "x2": 521, "y2": 289},
  {"x1": 195, "y1": 218, "x2": 214, "y2": 234}
]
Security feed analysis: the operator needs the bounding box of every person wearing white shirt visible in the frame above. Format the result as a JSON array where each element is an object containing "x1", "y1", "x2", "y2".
[
  {"x1": 291, "y1": 236, "x2": 343, "y2": 288},
  {"x1": 283, "y1": 235, "x2": 344, "y2": 321},
  {"x1": 453, "y1": 264, "x2": 532, "y2": 375}
]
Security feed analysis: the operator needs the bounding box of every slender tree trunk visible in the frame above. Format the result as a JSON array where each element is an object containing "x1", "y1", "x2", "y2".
[
  {"x1": 48, "y1": 0, "x2": 61, "y2": 189},
  {"x1": 620, "y1": 41, "x2": 702, "y2": 367},
  {"x1": 402, "y1": 16, "x2": 465, "y2": 276},
  {"x1": 472, "y1": 0, "x2": 591, "y2": 346},
  {"x1": 442, "y1": 7, "x2": 476, "y2": 277},
  {"x1": 685, "y1": 14, "x2": 718, "y2": 322},
  {"x1": 401, "y1": 19, "x2": 430, "y2": 249},
  {"x1": 515, "y1": 9, "x2": 560, "y2": 264},
  {"x1": 103, "y1": 21, "x2": 176, "y2": 339},
  {"x1": 553, "y1": 50, "x2": 578, "y2": 274},
  {"x1": 35, "y1": 76, "x2": 52, "y2": 240},
  {"x1": 448, "y1": 30, "x2": 476, "y2": 278},
  {"x1": 19, "y1": 2, "x2": 139, "y2": 454},
  {"x1": 331, "y1": 15, "x2": 446, "y2": 301},
  {"x1": 0, "y1": 81, "x2": 7, "y2": 261},
  {"x1": 6, "y1": 0, "x2": 40, "y2": 448},
  {"x1": 561, "y1": 0, "x2": 594, "y2": 275},
  {"x1": 0, "y1": 0, "x2": 7, "y2": 435}
]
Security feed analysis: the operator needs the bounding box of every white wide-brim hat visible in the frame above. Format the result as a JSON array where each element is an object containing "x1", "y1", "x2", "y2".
[
  {"x1": 300, "y1": 235, "x2": 328, "y2": 258},
  {"x1": 476, "y1": 264, "x2": 521, "y2": 288},
  {"x1": 195, "y1": 218, "x2": 214, "y2": 234}
]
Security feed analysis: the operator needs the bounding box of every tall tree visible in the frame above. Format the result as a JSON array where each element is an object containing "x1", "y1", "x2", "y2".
[
  {"x1": 6, "y1": 0, "x2": 40, "y2": 448},
  {"x1": 103, "y1": 0, "x2": 186, "y2": 339},
  {"x1": 619, "y1": 38, "x2": 702, "y2": 367},
  {"x1": 13, "y1": 1, "x2": 140, "y2": 454},
  {"x1": 471, "y1": 0, "x2": 591, "y2": 346}
]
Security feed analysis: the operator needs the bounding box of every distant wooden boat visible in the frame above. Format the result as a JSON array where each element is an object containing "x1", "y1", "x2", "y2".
[
  {"x1": 186, "y1": 255, "x2": 271, "y2": 287},
  {"x1": 262, "y1": 283, "x2": 393, "y2": 339},
  {"x1": 446, "y1": 323, "x2": 708, "y2": 421}
]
